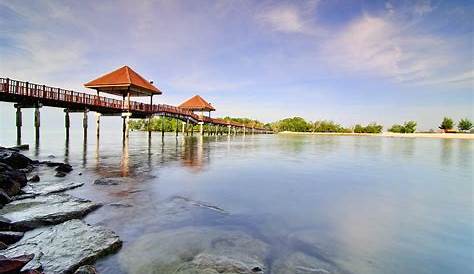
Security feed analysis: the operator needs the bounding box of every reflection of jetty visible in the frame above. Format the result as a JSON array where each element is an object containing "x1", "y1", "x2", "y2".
[{"x1": 0, "y1": 66, "x2": 272, "y2": 144}]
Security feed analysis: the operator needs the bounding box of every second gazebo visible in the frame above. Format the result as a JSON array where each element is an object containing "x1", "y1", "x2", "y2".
[{"x1": 179, "y1": 95, "x2": 216, "y2": 135}]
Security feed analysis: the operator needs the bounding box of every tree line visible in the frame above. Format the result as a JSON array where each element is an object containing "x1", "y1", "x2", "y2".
[{"x1": 129, "y1": 116, "x2": 473, "y2": 133}]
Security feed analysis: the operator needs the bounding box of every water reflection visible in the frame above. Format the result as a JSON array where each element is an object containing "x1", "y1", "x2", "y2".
[{"x1": 20, "y1": 131, "x2": 471, "y2": 274}]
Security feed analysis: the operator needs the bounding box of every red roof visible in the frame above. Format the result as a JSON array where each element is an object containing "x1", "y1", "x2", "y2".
[
  {"x1": 84, "y1": 66, "x2": 161, "y2": 96},
  {"x1": 179, "y1": 95, "x2": 216, "y2": 111}
]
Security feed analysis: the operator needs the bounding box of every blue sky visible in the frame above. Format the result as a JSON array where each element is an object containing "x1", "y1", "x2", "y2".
[{"x1": 0, "y1": 0, "x2": 473, "y2": 130}]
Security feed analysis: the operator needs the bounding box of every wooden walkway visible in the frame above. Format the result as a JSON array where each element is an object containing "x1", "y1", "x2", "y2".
[{"x1": 0, "y1": 78, "x2": 271, "y2": 133}]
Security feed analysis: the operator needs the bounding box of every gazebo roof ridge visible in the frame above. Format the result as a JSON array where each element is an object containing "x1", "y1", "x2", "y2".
[
  {"x1": 178, "y1": 95, "x2": 216, "y2": 112},
  {"x1": 84, "y1": 65, "x2": 162, "y2": 97}
]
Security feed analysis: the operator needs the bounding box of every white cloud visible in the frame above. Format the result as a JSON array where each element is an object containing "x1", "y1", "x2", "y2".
[
  {"x1": 413, "y1": 0, "x2": 433, "y2": 16},
  {"x1": 256, "y1": 2, "x2": 322, "y2": 35},
  {"x1": 320, "y1": 15, "x2": 466, "y2": 86}
]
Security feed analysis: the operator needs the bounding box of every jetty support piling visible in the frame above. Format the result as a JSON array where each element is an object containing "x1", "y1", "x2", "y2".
[
  {"x1": 175, "y1": 118, "x2": 179, "y2": 137},
  {"x1": 15, "y1": 105, "x2": 22, "y2": 145},
  {"x1": 34, "y1": 105, "x2": 40, "y2": 143},
  {"x1": 64, "y1": 109, "x2": 70, "y2": 141},
  {"x1": 96, "y1": 113, "x2": 101, "y2": 138},
  {"x1": 161, "y1": 116, "x2": 165, "y2": 138},
  {"x1": 83, "y1": 109, "x2": 88, "y2": 142}
]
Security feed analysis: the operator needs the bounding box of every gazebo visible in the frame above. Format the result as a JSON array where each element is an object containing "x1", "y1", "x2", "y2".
[
  {"x1": 84, "y1": 65, "x2": 161, "y2": 137},
  {"x1": 178, "y1": 95, "x2": 215, "y2": 117},
  {"x1": 179, "y1": 95, "x2": 216, "y2": 135}
]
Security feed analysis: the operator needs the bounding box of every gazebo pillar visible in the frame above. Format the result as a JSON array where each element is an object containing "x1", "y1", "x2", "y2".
[
  {"x1": 199, "y1": 122, "x2": 204, "y2": 135},
  {"x1": 148, "y1": 95, "x2": 153, "y2": 138}
]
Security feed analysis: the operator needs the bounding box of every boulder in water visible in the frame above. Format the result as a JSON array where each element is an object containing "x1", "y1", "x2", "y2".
[
  {"x1": 55, "y1": 163, "x2": 73, "y2": 173},
  {"x1": 28, "y1": 175, "x2": 40, "y2": 182},
  {"x1": 120, "y1": 226, "x2": 268, "y2": 274},
  {"x1": 74, "y1": 265, "x2": 98, "y2": 274},
  {"x1": 94, "y1": 177, "x2": 134, "y2": 185},
  {"x1": 0, "y1": 220, "x2": 122, "y2": 274},
  {"x1": 19, "y1": 181, "x2": 84, "y2": 197},
  {"x1": 0, "y1": 148, "x2": 32, "y2": 169},
  {"x1": 0, "y1": 194, "x2": 100, "y2": 231}
]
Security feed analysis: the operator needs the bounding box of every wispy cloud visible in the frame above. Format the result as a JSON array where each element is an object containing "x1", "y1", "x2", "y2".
[{"x1": 256, "y1": 1, "x2": 322, "y2": 35}]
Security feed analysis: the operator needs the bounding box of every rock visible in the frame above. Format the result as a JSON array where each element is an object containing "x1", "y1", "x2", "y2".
[
  {"x1": 41, "y1": 161, "x2": 62, "y2": 167},
  {"x1": 272, "y1": 252, "x2": 343, "y2": 274},
  {"x1": 0, "y1": 163, "x2": 28, "y2": 196},
  {"x1": 47, "y1": 155, "x2": 56, "y2": 159},
  {"x1": 54, "y1": 163, "x2": 73, "y2": 173},
  {"x1": 93, "y1": 177, "x2": 134, "y2": 185},
  {"x1": 0, "y1": 231, "x2": 24, "y2": 245},
  {"x1": 120, "y1": 226, "x2": 268, "y2": 274},
  {"x1": 20, "y1": 270, "x2": 44, "y2": 274},
  {"x1": 0, "y1": 220, "x2": 122, "y2": 274},
  {"x1": 28, "y1": 175, "x2": 40, "y2": 182},
  {"x1": 0, "y1": 190, "x2": 11, "y2": 206},
  {"x1": 0, "y1": 194, "x2": 101, "y2": 231},
  {"x1": 20, "y1": 181, "x2": 84, "y2": 197},
  {"x1": 8, "y1": 144, "x2": 29, "y2": 151},
  {"x1": 74, "y1": 265, "x2": 98, "y2": 274},
  {"x1": 54, "y1": 172, "x2": 67, "y2": 177},
  {"x1": 0, "y1": 241, "x2": 7, "y2": 250},
  {"x1": 0, "y1": 216, "x2": 13, "y2": 231},
  {"x1": 0, "y1": 148, "x2": 32, "y2": 169},
  {"x1": 0, "y1": 254, "x2": 34, "y2": 273},
  {"x1": 108, "y1": 202, "x2": 133, "y2": 208}
]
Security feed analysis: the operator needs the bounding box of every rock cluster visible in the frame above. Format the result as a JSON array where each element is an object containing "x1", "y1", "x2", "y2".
[{"x1": 0, "y1": 146, "x2": 122, "y2": 273}]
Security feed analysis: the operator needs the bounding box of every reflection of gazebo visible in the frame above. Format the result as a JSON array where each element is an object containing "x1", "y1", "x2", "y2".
[
  {"x1": 178, "y1": 95, "x2": 215, "y2": 118},
  {"x1": 84, "y1": 65, "x2": 161, "y2": 110}
]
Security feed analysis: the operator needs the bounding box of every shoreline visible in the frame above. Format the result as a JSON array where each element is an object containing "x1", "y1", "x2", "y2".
[{"x1": 278, "y1": 131, "x2": 474, "y2": 139}]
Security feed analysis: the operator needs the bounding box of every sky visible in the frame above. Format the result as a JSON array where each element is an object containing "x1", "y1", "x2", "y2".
[{"x1": 0, "y1": 0, "x2": 473, "y2": 130}]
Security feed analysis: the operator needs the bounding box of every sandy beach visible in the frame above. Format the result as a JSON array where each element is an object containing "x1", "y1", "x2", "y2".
[{"x1": 279, "y1": 131, "x2": 474, "y2": 139}]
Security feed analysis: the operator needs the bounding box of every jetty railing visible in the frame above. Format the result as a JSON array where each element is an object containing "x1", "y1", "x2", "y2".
[{"x1": 0, "y1": 77, "x2": 270, "y2": 131}]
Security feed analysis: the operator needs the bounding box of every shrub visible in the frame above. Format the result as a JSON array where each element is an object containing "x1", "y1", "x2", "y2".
[
  {"x1": 439, "y1": 117, "x2": 454, "y2": 131},
  {"x1": 458, "y1": 118, "x2": 473, "y2": 132}
]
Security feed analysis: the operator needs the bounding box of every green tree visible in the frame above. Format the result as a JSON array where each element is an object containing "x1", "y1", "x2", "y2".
[
  {"x1": 274, "y1": 117, "x2": 310, "y2": 132},
  {"x1": 439, "y1": 117, "x2": 454, "y2": 132},
  {"x1": 388, "y1": 124, "x2": 404, "y2": 133},
  {"x1": 353, "y1": 123, "x2": 383, "y2": 133},
  {"x1": 458, "y1": 118, "x2": 473, "y2": 132},
  {"x1": 403, "y1": 121, "x2": 417, "y2": 133}
]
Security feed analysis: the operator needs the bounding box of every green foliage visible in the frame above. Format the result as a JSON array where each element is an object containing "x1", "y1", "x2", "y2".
[
  {"x1": 457, "y1": 118, "x2": 473, "y2": 132},
  {"x1": 353, "y1": 123, "x2": 383, "y2": 133},
  {"x1": 439, "y1": 117, "x2": 454, "y2": 130},
  {"x1": 129, "y1": 117, "x2": 181, "y2": 132},
  {"x1": 222, "y1": 117, "x2": 265, "y2": 128},
  {"x1": 272, "y1": 117, "x2": 310, "y2": 132},
  {"x1": 311, "y1": 120, "x2": 351, "y2": 133},
  {"x1": 388, "y1": 121, "x2": 417, "y2": 133}
]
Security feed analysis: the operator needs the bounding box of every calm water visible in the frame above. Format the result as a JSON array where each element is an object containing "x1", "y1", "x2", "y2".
[{"x1": 0, "y1": 127, "x2": 472, "y2": 274}]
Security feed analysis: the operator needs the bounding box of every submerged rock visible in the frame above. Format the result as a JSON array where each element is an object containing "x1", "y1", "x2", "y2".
[
  {"x1": 0, "y1": 194, "x2": 100, "y2": 231},
  {"x1": 120, "y1": 226, "x2": 268, "y2": 274},
  {"x1": 54, "y1": 171, "x2": 67, "y2": 177},
  {"x1": 93, "y1": 177, "x2": 134, "y2": 185},
  {"x1": 0, "y1": 219, "x2": 122, "y2": 274},
  {"x1": 55, "y1": 163, "x2": 73, "y2": 173},
  {"x1": 272, "y1": 252, "x2": 343, "y2": 274},
  {"x1": 28, "y1": 175, "x2": 40, "y2": 182},
  {"x1": 20, "y1": 181, "x2": 84, "y2": 197},
  {"x1": 74, "y1": 265, "x2": 98, "y2": 274}
]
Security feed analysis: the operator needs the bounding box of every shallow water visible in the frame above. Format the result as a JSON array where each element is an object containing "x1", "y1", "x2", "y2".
[{"x1": 1, "y1": 128, "x2": 472, "y2": 274}]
